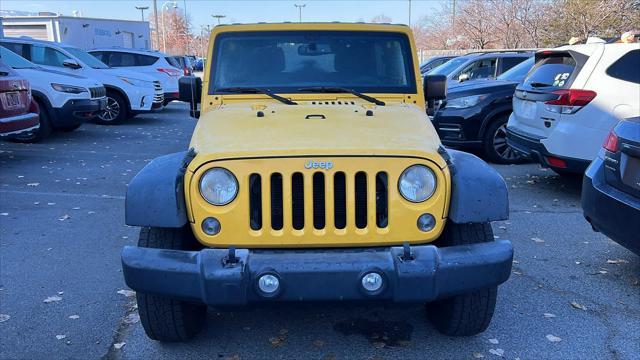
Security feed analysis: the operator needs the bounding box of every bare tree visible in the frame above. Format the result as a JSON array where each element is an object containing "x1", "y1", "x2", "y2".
[
  {"x1": 370, "y1": 14, "x2": 393, "y2": 23},
  {"x1": 456, "y1": 0, "x2": 496, "y2": 49}
]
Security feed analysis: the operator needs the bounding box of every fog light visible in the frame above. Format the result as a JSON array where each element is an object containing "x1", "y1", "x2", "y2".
[
  {"x1": 361, "y1": 272, "x2": 383, "y2": 292},
  {"x1": 417, "y1": 213, "x2": 436, "y2": 232},
  {"x1": 140, "y1": 96, "x2": 146, "y2": 107},
  {"x1": 201, "y1": 217, "x2": 221, "y2": 235},
  {"x1": 257, "y1": 274, "x2": 280, "y2": 294}
]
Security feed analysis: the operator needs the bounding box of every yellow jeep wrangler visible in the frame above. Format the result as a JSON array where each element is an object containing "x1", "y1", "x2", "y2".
[{"x1": 122, "y1": 23, "x2": 513, "y2": 342}]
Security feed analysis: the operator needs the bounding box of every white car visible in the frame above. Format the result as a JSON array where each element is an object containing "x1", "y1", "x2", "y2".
[
  {"x1": 89, "y1": 48, "x2": 182, "y2": 105},
  {"x1": 507, "y1": 41, "x2": 640, "y2": 174},
  {"x1": 0, "y1": 46, "x2": 106, "y2": 142},
  {"x1": 0, "y1": 38, "x2": 164, "y2": 124}
]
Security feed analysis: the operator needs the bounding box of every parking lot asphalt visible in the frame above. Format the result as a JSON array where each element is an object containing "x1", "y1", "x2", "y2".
[{"x1": 1, "y1": 103, "x2": 638, "y2": 360}]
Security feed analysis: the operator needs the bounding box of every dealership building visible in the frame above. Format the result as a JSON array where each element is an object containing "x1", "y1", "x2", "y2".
[{"x1": 0, "y1": 13, "x2": 151, "y2": 50}]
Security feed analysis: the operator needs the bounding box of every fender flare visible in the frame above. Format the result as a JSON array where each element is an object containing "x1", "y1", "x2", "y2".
[
  {"x1": 478, "y1": 104, "x2": 512, "y2": 139},
  {"x1": 125, "y1": 150, "x2": 195, "y2": 227},
  {"x1": 446, "y1": 149, "x2": 509, "y2": 223},
  {"x1": 104, "y1": 85, "x2": 132, "y2": 112},
  {"x1": 31, "y1": 90, "x2": 55, "y2": 121}
]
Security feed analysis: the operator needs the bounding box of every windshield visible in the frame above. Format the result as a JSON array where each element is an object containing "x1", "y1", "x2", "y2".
[
  {"x1": 64, "y1": 47, "x2": 110, "y2": 69},
  {"x1": 426, "y1": 56, "x2": 468, "y2": 76},
  {"x1": 497, "y1": 57, "x2": 535, "y2": 82},
  {"x1": 0, "y1": 46, "x2": 37, "y2": 69},
  {"x1": 522, "y1": 54, "x2": 577, "y2": 89},
  {"x1": 209, "y1": 31, "x2": 416, "y2": 94}
]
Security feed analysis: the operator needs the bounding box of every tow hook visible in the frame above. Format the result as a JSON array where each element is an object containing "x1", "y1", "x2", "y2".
[
  {"x1": 400, "y1": 242, "x2": 414, "y2": 261},
  {"x1": 222, "y1": 246, "x2": 240, "y2": 267}
]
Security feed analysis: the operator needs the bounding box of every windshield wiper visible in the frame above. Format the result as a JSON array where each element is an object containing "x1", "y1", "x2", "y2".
[
  {"x1": 529, "y1": 82, "x2": 554, "y2": 88},
  {"x1": 298, "y1": 87, "x2": 385, "y2": 106},
  {"x1": 215, "y1": 87, "x2": 297, "y2": 105}
]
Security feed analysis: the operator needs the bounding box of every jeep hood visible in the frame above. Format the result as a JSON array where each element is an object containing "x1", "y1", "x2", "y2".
[{"x1": 188, "y1": 102, "x2": 446, "y2": 170}]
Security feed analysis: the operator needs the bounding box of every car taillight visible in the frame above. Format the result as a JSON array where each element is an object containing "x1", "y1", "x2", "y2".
[
  {"x1": 544, "y1": 89, "x2": 596, "y2": 114},
  {"x1": 603, "y1": 130, "x2": 618, "y2": 152},
  {"x1": 157, "y1": 68, "x2": 181, "y2": 77}
]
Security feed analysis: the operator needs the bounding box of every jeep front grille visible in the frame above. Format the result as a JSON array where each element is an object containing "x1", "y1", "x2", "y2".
[
  {"x1": 89, "y1": 86, "x2": 106, "y2": 99},
  {"x1": 249, "y1": 171, "x2": 388, "y2": 231}
]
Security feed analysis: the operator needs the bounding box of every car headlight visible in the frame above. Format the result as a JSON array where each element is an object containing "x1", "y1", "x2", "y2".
[
  {"x1": 199, "y1": 168, "x2": 238, "y2": 205},
  {"x1": 444, "y1": 94, "x2": 488, "y2": 109},
  {"x1": 51, "y1": 83, "x2": 88, "y2": 94},
  {"x1": 118, "y1": 76, "x2": 150, "y2": 87},
  {"x1": 399, "y1": 165, "x2": 437, "y2": 203}
]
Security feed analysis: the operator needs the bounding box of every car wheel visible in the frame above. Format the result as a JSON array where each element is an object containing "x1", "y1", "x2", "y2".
[
  {"x1": 425, "y1": 222, "x2": 497, "y2": 336},
  {"x1": 11, "y1": 99, "x2": 52, "y2": 143},
  {"x1": 483, "y1": 118, "x2": 524, "y2": 164},
  {"x1": 136, "y1": 226, "x2": 206, "y2": 342},
  {"x1": 95, "y1": 91, "x2": 127, "y2": 125}
]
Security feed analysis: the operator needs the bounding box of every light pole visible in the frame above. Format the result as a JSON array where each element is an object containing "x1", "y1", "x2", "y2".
[
  {"x1": 408, "y1": 0, "x2": 411, "y2": 27},
  {"x1": 135, "y1": 6, "x2": 149, "y2": 21},
  {"x1": 211, "y1": 14, "x2": 226, "y2": 25},
  {"x1": 161, "y1": 1, "x2": 177, "y2": 52},
  {"x1": 153, "y1": 0, "x2": 160, "y2": 50},
  {"x1": 294, "y1": 4, "x2": 305, "y2": 23}
]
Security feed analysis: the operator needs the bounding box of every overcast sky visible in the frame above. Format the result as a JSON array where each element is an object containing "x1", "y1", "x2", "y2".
[{"x1": 1, "y1": 0, "x2": 448, "y2": 30}]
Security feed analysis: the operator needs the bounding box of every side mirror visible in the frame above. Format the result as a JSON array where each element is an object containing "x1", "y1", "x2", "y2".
[
  {"x1": 62, "y1": 59, "x2": 82, "y2": 69},
  {"x1": 179, "y1": 76, "x2": 202, "y2": 118},
  {"x1": 424, "y1": 74, "x2": 447, "y2": 102},
  {"x1": 458, "y1": 73, "x2": 470, "y2": 82}
]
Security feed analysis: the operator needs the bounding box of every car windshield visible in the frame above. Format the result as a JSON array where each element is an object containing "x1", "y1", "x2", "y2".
[
  {"x1": 209, "y1": 31, "x2": 416, "y2": 94},
  {"x1": 64, "y1": 47, "x2": 110, "y2": 69},
  {"x1": 497, "y1": 57, "x2": 535, "y2": 82},
  {"x1": 426, "y1": 56, "x2": 468, "y2": 76},
  {"x1": 0, "y1": 46, "x2": 37, "y2": 69}
]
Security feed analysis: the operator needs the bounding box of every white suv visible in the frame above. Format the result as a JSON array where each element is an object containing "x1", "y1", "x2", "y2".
[
  {"x1": 507, "y1": 41, "x2": 640, "y2": 174},
  {"x1": 0, "y1": 46, "x2": 106, "y2": 142},
  {"x1": 0, "y1": 38, "x2": 164, "y2": 124},
  {"x1": 88, "y1": 48, "x2": 182, "y2": 105}
]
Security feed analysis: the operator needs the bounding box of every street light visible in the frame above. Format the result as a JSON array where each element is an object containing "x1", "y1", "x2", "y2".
[
  {"x1": 161, "y1": 1, "x2": 178, "y2": 52},
  {"x1": 211, "y1": 14, "x2": 226, "y2": 25},
  {"x1": 294, "y1": 4, "x2": 306, "y2": 23},
  {"x1": 135, "y1": 6, "x2": 149, "y2": 21}
]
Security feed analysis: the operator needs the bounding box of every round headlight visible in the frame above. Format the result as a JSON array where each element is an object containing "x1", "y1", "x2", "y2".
[
  {"x1": 398, "y1": 165, "x2": 436, "y2": 203},
  {"x1": 199, "y1": 168, "x2": 238, "y2": 205}
]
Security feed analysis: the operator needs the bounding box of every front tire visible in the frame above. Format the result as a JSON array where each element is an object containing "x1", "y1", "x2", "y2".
[
  {"x1": 136, "y1": 226, "x2": 206, "y2": 342},
  {"x1": 95, "y1": 91, "x2": 127, "y2": 125},
  {"x1": 426, "y1": 222, "x2": 498, "y2": 336},
  {"x1": 483, "y1": 117, "x2": 524, "y2": 164}
]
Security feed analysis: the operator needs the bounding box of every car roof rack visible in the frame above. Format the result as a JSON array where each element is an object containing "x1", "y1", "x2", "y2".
[{"x1": 463, "y1": 49, "x2": 537, "y2": 56}]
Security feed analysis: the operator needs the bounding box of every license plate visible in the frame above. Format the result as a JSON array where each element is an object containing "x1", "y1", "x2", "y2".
[
  {"x1": 515, "y1": 99, "x2": 537, "y2": 120},
  {"x1": 622, "y1": 155, "x2": 640, "y2": 190},
  {"x1": 1, "y1": 91, "x2": 22, "y2": 110}
]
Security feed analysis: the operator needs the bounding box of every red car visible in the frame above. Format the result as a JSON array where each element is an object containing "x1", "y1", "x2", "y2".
[{"x1": 0, "y1": 59, "x2": 39, "y2": 138}]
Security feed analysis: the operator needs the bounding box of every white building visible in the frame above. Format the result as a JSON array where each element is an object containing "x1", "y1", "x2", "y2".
[{"x1": 0, "y1": 14, "x2": 151, "y2": 50}]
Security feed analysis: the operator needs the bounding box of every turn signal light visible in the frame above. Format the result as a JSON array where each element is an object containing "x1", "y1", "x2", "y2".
[{"x1": 603, "y1": 130, "x2": 619, "y2": 152}]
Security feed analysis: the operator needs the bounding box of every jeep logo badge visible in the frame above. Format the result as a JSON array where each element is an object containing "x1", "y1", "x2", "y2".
[{"x1": 305, "y1": 160, "x2": 333, "y2": 170}]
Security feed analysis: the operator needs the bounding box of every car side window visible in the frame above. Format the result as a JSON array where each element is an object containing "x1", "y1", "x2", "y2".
[
  {"x1": 30, "y1": 45, "x2": 71, "y2": 67},
  {"x1": 90, "y1": 51, "x2": 107, "y2": 63},
  {"x1": 0, "y1": 42, "x2": 28, "y2": 58},
  {"x1": 500, "y1": 57, "x2": 528, "y2": 74},
  {"x1": 108, "y1": 52, "x2": 137, "y2": 67},
  {"x1": 606, "y1": 49, "x2": 640, "y2": 84},
  {"x1": 459, "y1": 58, "x2": 497, "y2": 80},
  {"x1": 136, "y1": 54, "x2": 158, "y2": 66}
]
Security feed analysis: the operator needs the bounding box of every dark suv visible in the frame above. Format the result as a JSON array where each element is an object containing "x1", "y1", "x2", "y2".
[{"x1": 432, "y1": 57, "x2": 534, "y2": 163}]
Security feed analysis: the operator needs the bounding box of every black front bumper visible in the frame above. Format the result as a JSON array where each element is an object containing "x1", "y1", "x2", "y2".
[
  {"x1": 432, "y1": 108, "x2": 484, "y2": 149},
  {"x1": 582, "y1": 158, "x2": 640, "y2": 255},
  {"x1": 506, "y1": 127, "x2": 589, "y2": 173},
  {"x1": 122, "y1": 240, "x2": 513, "y2": 306},
  {"x1": 52, "y1": 98, "x2": 107, "y2": 127}
]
